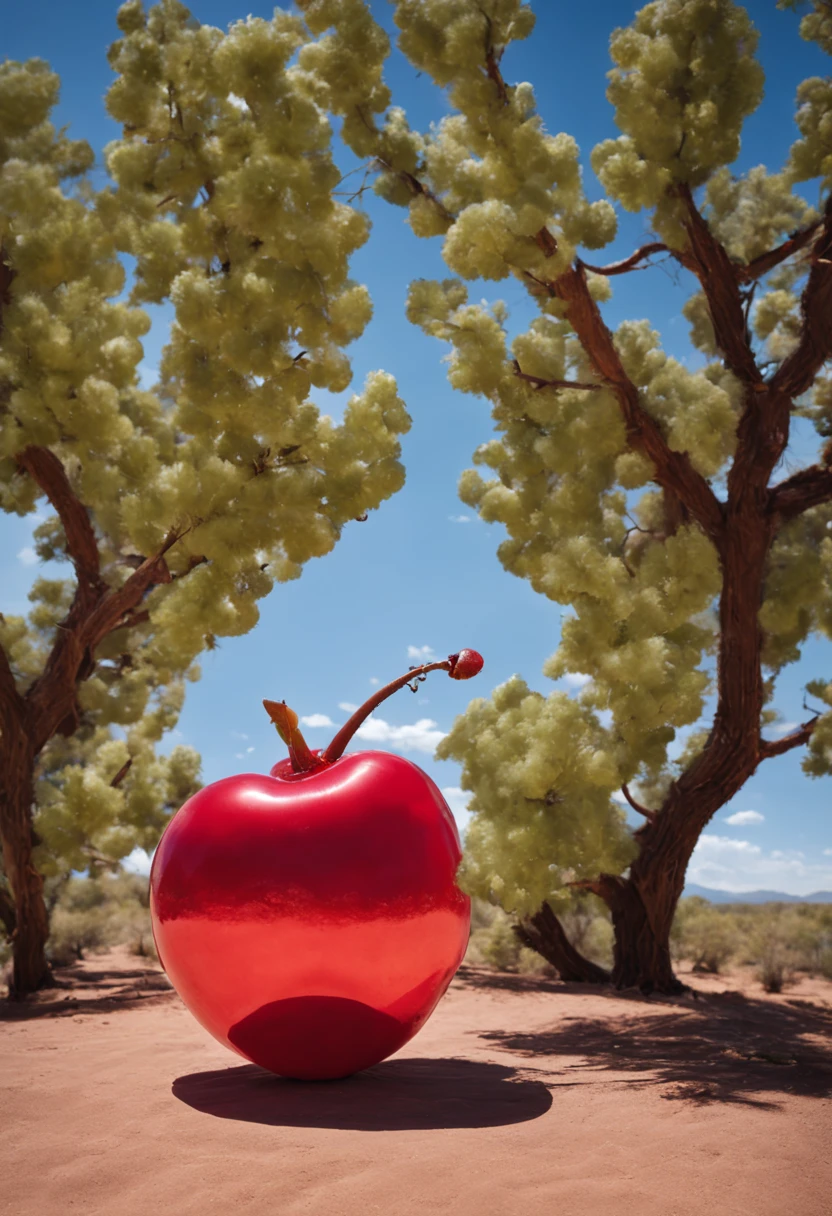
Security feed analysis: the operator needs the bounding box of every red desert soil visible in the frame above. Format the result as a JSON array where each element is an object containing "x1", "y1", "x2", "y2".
[{"x1": 3, "y1": 947, "x2": 831, "y2": 1216}]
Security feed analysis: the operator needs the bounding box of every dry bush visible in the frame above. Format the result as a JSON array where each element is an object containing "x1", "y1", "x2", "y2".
[
  {"x1": 671, "y1": 898, "x2": 739, "y2": 973},
  {"x1": 747, "y1": 908, "x2": 803, "y2": 993},
  {"x1": 46, "y1": 871, "x2": 155, "y2": 966},
  {"x1": 671, "y1": 898, "x2": 832, "y2": 991},
  {"x1": 480, "y1": 915, "x2": 523, "y2": 971},
  {"x1": 465, "y1": 902, "x2": 552, "y2": 974},
  {"x1": 561, "y1": 895, "x2": 614, "y2": 970},
  {"x1": 48, "y1": 906, "x2": 115, "y2": 966},
  {"x1": 784, "y1": 905, "x2": 832, "y2": 978},
  {"x1": 465, "y1": 896, "x2": 610, "y2": 977}
]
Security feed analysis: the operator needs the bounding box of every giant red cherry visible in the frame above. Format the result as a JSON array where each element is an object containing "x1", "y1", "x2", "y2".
[{"x1": 149, "y1": 649, "x2": 483, "y2": 1080}]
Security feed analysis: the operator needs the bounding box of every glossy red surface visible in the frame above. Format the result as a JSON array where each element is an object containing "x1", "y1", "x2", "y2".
[{"x1": 150, "y1": 751, "x2": 471, "y2": 1080}]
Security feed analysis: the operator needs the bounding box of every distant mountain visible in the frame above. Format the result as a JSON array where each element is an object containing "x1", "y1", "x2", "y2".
[{"x1": 683, "y1": 883, "x2": 832, "y2": 905}]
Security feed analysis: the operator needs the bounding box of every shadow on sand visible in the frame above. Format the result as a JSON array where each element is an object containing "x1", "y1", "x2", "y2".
[
  {"x1": 474, "y1": 987, "x2": 832, "y2": 1109},
  {"x1": 0, "y1": 961, "x2": 174, "y2": 1020},
  {"x1": 173, "y1": 1056, "x2": 553, "y2": 1131}
]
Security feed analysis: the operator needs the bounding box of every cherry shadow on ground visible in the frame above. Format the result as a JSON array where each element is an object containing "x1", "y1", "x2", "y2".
[
  {"x1": 172, "y1": 1056, "x2": 553, "y2": 1131},
  {"x1": 474, "y1": 988, "x2": 832, "y2": 1109},
  {"x1": 0, "y1": 960, "x2": 174, "y2": 1020}
]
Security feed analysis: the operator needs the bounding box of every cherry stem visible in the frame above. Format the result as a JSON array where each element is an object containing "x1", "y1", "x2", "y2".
[
  {"x1": 263, "y1": 699, "x2": 320, "y2": 773},
  {"x1": 321, "y1": 661, "x2": 451, "y2": 764}
]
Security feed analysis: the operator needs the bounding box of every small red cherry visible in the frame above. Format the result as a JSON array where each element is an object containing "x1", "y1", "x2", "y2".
[{"x1": 447, "y1": 649, "x2": 484, "y2": 680}]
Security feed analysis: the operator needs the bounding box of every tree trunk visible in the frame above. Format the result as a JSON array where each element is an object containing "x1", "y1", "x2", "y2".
[
  {"x1": 593, "y1": 779, "x2": 743, "y2": 995},
  {"x1": 606, "y1": 879, "x2": 683, "y2": 995},
  {"x1": 0, "y1": 745, "x2": 52, "y2": 998},
  {"x1": 515, "y1": 901, "x2": 610, "y2": 983}
]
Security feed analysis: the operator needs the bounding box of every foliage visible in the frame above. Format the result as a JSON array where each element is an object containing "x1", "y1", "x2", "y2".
[
  {"x1": 0, "y1": 0, "x2": 409, "y2": 935},
  {"x1": 671, "y1": 896, "x2": 832, "y2": 988},
  {"x1": 44, "y1": 871, "x2": 155, "y2": 967},
  {"x1": 465, "y1": 894, "x2": 613, "y2": 974},
  {"x1": 297, "y1": 0, "x2": 832, "y2": 938},
  {"x1": 670, "y1": 895, "x2": 737, "y2": 973}
]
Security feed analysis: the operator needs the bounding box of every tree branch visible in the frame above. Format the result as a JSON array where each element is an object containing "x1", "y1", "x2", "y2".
[
  {"x1": 23, "y1": 528, "x2": 176, "y2": 755},
  {"x1": 770, "y1": 194, "x2": 832, "y2": 402},
  {"x1": 566, "y1": 872, "x2": 627, "y2": 904},
  {"x1": 82, "y1": 532, "x2": 176, "y2": 651},
  {"x1": 110, "y1": 758, "x2": 133, "y2": 789},
  {"x1": 759, "y1": 717, "x2": 817, "y2": 759},
  {"x1": 769, "y1": 462, "x2": 832, "y2": 524},
  {"x1": 578, "y1": 243, "x2": 670, "y2": 277},
  {"x1": 512, "y1": 359, "x2": 602, "y2": 393},
  {"x1": 676, "y1": 184, "x2": 763, "y2": 385},
  {"x1": 515, "y1": 901, "x2": 611, "y2": 983},
  {"x1": 550, "y1": 263, "x2": 726, "y2": 545},
  {"x1": 482, "y1": 14, "x2": 510, "y2": 106},
  {"x1": 737, "y1": 217, "x2": 824, "y2": 284},
  {"x1": 620, "y1": 784, "x2": 656, "y2": 821},
  {"x1": 15, "y1": 446, "x2": 103, "y2": 600}
]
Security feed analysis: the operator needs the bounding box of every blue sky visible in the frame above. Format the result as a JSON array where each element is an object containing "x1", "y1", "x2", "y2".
[{"x1": 3, "y1": 1, "x2": 831, "y2": 895}]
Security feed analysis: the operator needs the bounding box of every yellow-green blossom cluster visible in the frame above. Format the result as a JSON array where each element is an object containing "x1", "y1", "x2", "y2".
[
  {"x1": 297, "y1": 0, "x2": 832, "y2": 892},
  {"x1": 1, "y1": 2, "x2": 409, "y2": 876},
  {"x1": 437, "y1": 677, "x2": 637, "y2": 915}
]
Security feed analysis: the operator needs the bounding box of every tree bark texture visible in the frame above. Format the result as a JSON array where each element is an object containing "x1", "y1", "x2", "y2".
[
  {"x1": 517, "y1": 186, "x2": 832, "y2": 993},
  {"x1": 0, "y1": 442, "x2": 180, "y2": 997},
  {"x1": 0, "y1": 721, "x2": 51, "y2": 997},
  {"x1": 388, "y1": 54, "x2": 831, "y2": 995},
  {"x1": 514, "y1": 901, "x2": 611, "y2": 984}
]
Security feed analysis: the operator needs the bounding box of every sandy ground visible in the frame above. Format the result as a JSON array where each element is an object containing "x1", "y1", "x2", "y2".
[{"x1": 3, "y1": 947, "x2": 831, "y2": 1216}]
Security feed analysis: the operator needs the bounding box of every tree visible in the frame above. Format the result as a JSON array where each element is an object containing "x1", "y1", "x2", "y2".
[
  {"x1": 302, "y1": 0, "x2": 832, "y2": 992},
  {"x1": 0, "y1": 2, "x2": 410, "y2": 997}
]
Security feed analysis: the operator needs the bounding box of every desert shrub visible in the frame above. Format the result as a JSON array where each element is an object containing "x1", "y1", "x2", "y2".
[
  {"x1": 784, "y1": 906, "x2": 832, "y2": 977},
  {"x1": 560, "y1": 895, "x2": 615, "y2": 969},
  {"x1": 671, "y1": 898, "x2": 740, "y2": 972},
  {"x1": 46, "y1": 871, "x2": 155, "y2": 966},
  {"x1": 747, "y1": 909, "x2": 803, "y2": 992},
  {"x1": 479, "y1": 915, "x2": 523, "y2": 971},
  {"x1": 465, "y1": 897, "x2": 606, "y2": 976},
  {"x1": 465, "y1": 902, "x2": 551, "y2": 973},
  {"x1": 469, "y1": 897, "x2": 500, "y2": 933},
  {"x1": 671, "y1": 898, "x2": 832, "y2": 984},
  {"x1": 48, "y1": 905, "x2": 115, "y2": 966}
]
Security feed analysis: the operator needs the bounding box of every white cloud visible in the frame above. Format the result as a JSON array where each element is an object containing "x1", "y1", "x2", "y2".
[
  {"x1": 824, "y1": 849, "x2": 832, "y2": 857},
  {"x1": 563, "y1": 672, "x2": 591, "y2": 688},
  {"x1": 246, "y1": 746, "x2": 255, "y2": 753},
  {"x1": 441, "y1": 786, "x2": 472, "y2": 832},
  {"x1": 407, "y1": 644, "x2": 436, "y2": 662},
  {"x1": 300, "y1": 713, "x2": 335, "y2": 729},
  {"x1": 694, "y1": 835, "x2": 762, "y2": 858},
  {"x1": 17, "y1": 546, "x2": 37, "y2": 566},
  {"x1": 231, "y1": 731, "x2": 249, "y2": 741},
  {"x1": 369, "y1": 677, "x2": 380, "y2": 686},
  {"x1": 448, "y1": 514, "x2": 471, "y2": 524},
  {"x1": 234, "y1": 752, "x2": 246, "y2": 759},
  {"x1": 687, "y1": 833, "x2": 832, "y2": 895},
  {"x1": 338, "y1": 701, "x2": 359, "y2": 713},
  {"x1": 767, "y1": 721, "x2": 799, "y2": 736},
  {"x1": 122, "y1": 847, "x2": 153, "y2": 877},
  {"x1": 353, "y1": 714, "x2": 445, "y2": 755},
  {"x1": 724, "y1": 809, "x2": 765, "y2": 826}
]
